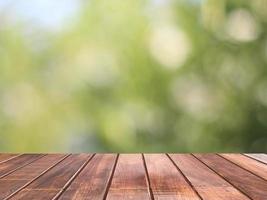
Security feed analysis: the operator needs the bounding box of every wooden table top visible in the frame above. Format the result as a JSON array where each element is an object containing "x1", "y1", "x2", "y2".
[{"x1": 0, "y1": 154, "x2": 266, "y2": 200}]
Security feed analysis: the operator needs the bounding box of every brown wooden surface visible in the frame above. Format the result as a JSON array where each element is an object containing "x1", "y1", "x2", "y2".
[
  {"x1": 0, "y1": 154, "x2": 19, "y2": 164},
  {"x1": 59, "y1": 154, "x2": 117, "y2": 200},
  {"x1": 0, "y1": 153, "x2": 266, "y2": 200},
  {"x1": 195, "y1": 154, "x2": 267, "y2": 200},
  {"x1": 169, "y1": 154, "x2": 249, "y2": 200},
  {"x1": 245, "y1": 153, "x2": 267, "y2": 164},
  {"x1": 107, "y1": 154, "x2": 150, "y2": 200},
  {"x1": 144, "y1": 154, "x2": 200, "y2": 199}
]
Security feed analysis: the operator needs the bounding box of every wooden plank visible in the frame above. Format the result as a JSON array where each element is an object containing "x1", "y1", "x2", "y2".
[
  {"x1": 169, "y1": 154, "x2": 249, "y2": 200},
  {"x1": 9, "y1": 154, "x2": 92, "y2": 200},
  {"x1": 0, "y1": 153, "x2": 265, "y2": 199},
  {"x1": 58, "y1": 154, "x2": 117, "y2": 200},
  {"x1": 3, "y1": 154, "x2": 66, "y2": 180},
  {"x1": 0, "y1": 154, "x2": 44, "y2": 178},
  {"x1": 0, "y1": 154, "x2": 19, "y2": 164},
  {"x1": 8, "y1": 190, "x2": 60, "y2": 200},
  {"x1": 27, "y1": 154, "x2": 90, "y2": 189},
  {"x1": 144, "y1": 154, "x2": 200, "y2": 200},
  {"x1": 0, "y1": 154, "x2": 67, "y2": 199},
  {"x1": 106, "y1": 154, "x2": 151, "y2": 200},
  {"x1": 194, "y1": 154, "x2": 267, "y2": 200},
  {"x1": 244, "y1": 154, "x2": 267, "y2": 165},
  {"x1": 221, "y1": 154, "x2": 267, "y2": 181}
]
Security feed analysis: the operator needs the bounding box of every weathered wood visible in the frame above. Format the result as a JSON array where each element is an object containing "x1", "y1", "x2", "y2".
[
  {"x1": 0, "y1": 154, "x2": 19, "y2": 164},
  {"x1": 144, "y1": 154, "x2": 200, "y2": 200},
  {"x1": 9, "y1": 190, "x2": 60, "y2": 200},
  {"x1": 58, "y1": 154, "x2": 117, "y2": 200},
  {"x1": 0, "y1": 154, "x2": 66, "y2": 199},
  {"x1": 169, "y1": 154, "x2": 249, "y2": 200},
  {"x1": 195, "y1": 154, "x2": 267, "y2": 200},
  {"x1": 4, "y1": 154, "x2": 66, "y2": 180},
  {"x1": 221, "y1": 154, "x2": 267, "y2": 181},
  {"x1": 244, "y1": 153, "x2": 267, "y2": 165},
  {"x1": 9, "y1": 154, "x2": 92, "y2": 200},
  {"x1": 0, "y1": 153, "x2": 265, "y2": 200},
  {"x1": 106, "y1": 154, "x2": 151, "y2": 200},
  {"x1": 0, "y1": 154, "x2": 44, "y2": 179}
]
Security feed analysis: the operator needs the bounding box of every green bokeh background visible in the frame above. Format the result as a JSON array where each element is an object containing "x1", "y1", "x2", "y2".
[{"x1": 1, "y1": 0, "x2": 267, "y2": 152}]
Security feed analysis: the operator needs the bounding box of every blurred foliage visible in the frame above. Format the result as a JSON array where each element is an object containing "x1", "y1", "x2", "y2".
[{"x1": 0, "y1": 0, "x2": 267, "y2": 152}]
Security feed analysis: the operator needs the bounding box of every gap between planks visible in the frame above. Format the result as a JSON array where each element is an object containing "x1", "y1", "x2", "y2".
[
  {"x1": 243, "y1": 153, "x2": 267, "y2": 165},
  {"x1": 2, "y1": 154, "x2": 267, "y2": 200},
  {"x1": 142, "y1": 154, "x2": 154, "y2": 200},
  {"x1": 0, "y1": 154, "x2": 46, "y2": 179},
  {"x1": 0, "y1": 154, "x2": 22, "y2": 165},
  {"x1": 4, "y1": 154, "x2": 71, "y2": 200},
  {"x1": 191, "y1": 154, "x2": 253, "y2": 200},
  {"x1": 52, "y1": 154, "x2": 96, "y2": 200},
  {"x1": 103, "y1": 154, "x2": 119, "y2": 200},
  {"x1": 216, "y1": 153, "x2": 267, "y2": 182},
  {"x1": 166, "y1": 154, "x2": 203, "y2": 200}
]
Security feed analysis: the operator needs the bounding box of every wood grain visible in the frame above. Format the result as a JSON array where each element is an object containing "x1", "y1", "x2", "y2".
[
  {"x1": 0, "y1": 154, "x2": 44, "y2": 178},
  {"x1": 144, "y1": 154, "x2": 200, "y2": 200},
  {"x1": 58, "y1": 154, "x2": 117, "y2": 200},
  {"x1": 0, "y1": 154, "x2": 19, "y2": 164},
  {"x1": 4, "y1": 154, "x2": 66, "y2": 180},
  {"x1": 244, "y1": 153, "x2": 267, "y2": 164},
  {"x1": 8, "y1": 190, "x2": 60, "y2": 200},
  {"x1": 106, "y1": 154, "x2": 151, "y2": 200},
  {"x1": 0, "y1": 154, "x2": 66, "y2": 199},
  {"x1": 220, "y1": 153, "x2": 267, "y2": 181},
  {"x1": 169, "y1": 154, "x2": 249, "y2": 200},
  {"x1": 0, "y1": 153, "x2": 265, "y2": 200},
  {"x1": 9, "y1": 154, "x2": 91, "y2": 200},
  {"x1": 194, "y1": 153, "x2": 267, "y2": 200}
]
